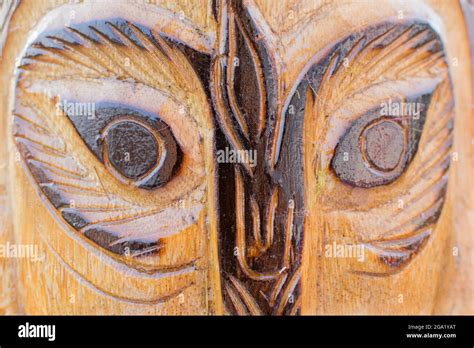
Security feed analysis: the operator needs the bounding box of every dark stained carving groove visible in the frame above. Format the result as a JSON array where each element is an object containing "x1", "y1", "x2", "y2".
[{"x1": 215, "y1": 0, "x2": 304, "y2": 315}]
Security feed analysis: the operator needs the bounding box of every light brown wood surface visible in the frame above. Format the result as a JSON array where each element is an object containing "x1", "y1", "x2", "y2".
[{"x1": 0, "y1": 0, "x2": 472, "y2": 315}]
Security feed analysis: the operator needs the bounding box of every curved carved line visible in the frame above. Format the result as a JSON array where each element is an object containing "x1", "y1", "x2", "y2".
[
  {"x1": 269, "y1": 272, "x2": 288, "y2": 307},
  {"x1": 235, "y1": 167, "x2": 280, "y2": 281},
  {"x1": 227, "y1": 275, "x2": 262, "y2": 316},
  {"x1": 224, "y1": 281, "x2": 249, "y2": 315},
  {"x1": 274, "y1": 268, "x2": 301, "y2": 315},
  {"x1": 264, "y1": 187, "x2": 278, "y2": 251},
  {"x1": 289, "y1": 296, "x2": 302, "y2": 316},
  {"x1": 226, "y1": 9, "x2": 250, "y2": 140},
  {"x1": 233, "y1": 10, "x2": 267, "y2": 139},
  {"x1": 283, "y1": 199, "x2": 295, "y2": 269},
  {"x1": 211, "y1": 58, "x2": 253, "y2": 177},
  {"x1": 391, "y1": 169, "x2": 448, "y2": 220},
  {"x1": 27, "y1": 159, "x2": 89, "y2": 181},
  {"x1": 250, "y1": 197, "x2": 262, "y2": 250},
  {"x1": 13, "y1": 112, "x2": 49, "y2": 133},
  {"x1": 34, "y1": 40, "x2": 107, "y2": 75},
  {"x1": 353, "y1": 229, "x2": 432, "y2": 277},
  {"x1": 379, "y1": 195, "x2": 445, "y2": 240},
  {"x1": 251, "y1": 192, "x2": 274, "y2": 253},
  {"x1": 39, "y1": 231, "x2": 194, "y2": 305}
]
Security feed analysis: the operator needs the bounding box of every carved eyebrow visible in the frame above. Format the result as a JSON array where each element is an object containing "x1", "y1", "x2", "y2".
[
  {"x1": 19, "y1": 19, "x2": 194, "y2": 104},
  {"x1": 321, "y1": 22, "x2": 448, "y2": 172},
  {"x1": 269, "y1": 21, "x2": 447, "y2": 169},
  {"x1": 317, "y1": 22, "x2": 451, "y2": 187},
  {"x1": 328, "y1": 23, "x2": 444, "y2": 110}
]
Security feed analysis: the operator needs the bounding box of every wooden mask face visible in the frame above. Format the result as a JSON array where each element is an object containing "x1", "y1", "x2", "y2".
[{"x1": 2, "y1": 0, "x2": 471, "y2": 315}]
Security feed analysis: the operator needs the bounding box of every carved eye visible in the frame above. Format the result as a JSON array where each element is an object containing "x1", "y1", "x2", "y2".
[
  {"x1": 331, "y1": 93, "x2": 430, "y2": 188},
  {"x1": 301, "y1": 21, "x2": 454, "y2": 277},
  {"x1": 65, "y1": 104, "x2": 180, "y2": 189},
  {"x1": 13, "y1": 18, "x2": 210, "y2": 265},
  {"x1": 10, "y1": 8, "x2": 218, "y2": 306}
]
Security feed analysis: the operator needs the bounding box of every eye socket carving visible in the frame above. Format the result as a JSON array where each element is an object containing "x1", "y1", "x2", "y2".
[
  {"x1": 12, "y1": 16, "x2": 208, "y2": 276},
  {"x1": 65, "y1": 103, "x2": 180, "y2": 189},
  {"x1": 331, "y1": 93, "x2": 431, "y2": 188}
]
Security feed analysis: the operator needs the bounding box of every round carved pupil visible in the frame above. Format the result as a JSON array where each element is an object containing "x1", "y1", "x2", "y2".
[
  {"x1": 363, "y1": 120, "x2": 405, "y2": 172},
  {"x1": 106, "y1": 121, "x2": 159, "y2": 179}
]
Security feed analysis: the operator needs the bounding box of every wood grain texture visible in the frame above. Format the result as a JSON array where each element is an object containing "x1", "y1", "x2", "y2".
[
  {"x1": 0, "y1": 0, "x2": 19, "y2": 315},
  {"x1": 0, "y1": 0, "x2": 472, "y2": 315}
]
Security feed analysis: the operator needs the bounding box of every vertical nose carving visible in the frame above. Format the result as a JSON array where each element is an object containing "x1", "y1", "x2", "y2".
[
  {"x1": 233, "y1": 166, "x2": 299, "y2": 288},
  {"x1": 212, "y1": 0, "x2": 305, "y2": 315}
]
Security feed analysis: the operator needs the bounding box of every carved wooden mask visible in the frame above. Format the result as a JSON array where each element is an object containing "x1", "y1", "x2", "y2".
[{"x1": 3, "y1": 0, "x2": 472, "y2": 315}]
